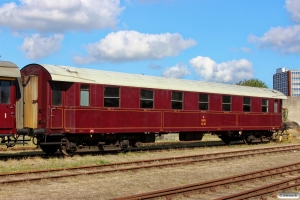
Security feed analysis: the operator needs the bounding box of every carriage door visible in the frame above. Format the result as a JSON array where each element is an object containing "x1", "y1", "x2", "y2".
[
  {"x1": 0, "y1": 79, "x2": 14, "y2": 129},
  {"x1": 24, "y1": 76, "x2": 38, "y2": 129},
  {"x1": 50, "y1": 83, "x2": 63, "y2": 129}
]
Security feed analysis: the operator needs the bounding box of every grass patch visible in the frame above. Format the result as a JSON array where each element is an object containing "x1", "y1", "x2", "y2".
[{"x1": 0, "y1": 155, "x2": 111, "y2": 173}]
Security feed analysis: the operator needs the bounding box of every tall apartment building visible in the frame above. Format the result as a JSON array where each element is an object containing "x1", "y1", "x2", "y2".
[{"x1": 273, "y1": 68, "x2": 300, "y2": 96}]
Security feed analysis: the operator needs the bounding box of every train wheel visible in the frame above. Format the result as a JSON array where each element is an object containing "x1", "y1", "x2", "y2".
[
  {"x1": 131, "y1": 140, "x2": 141, "y2": 148},
  {"x1": 243, "y1": 135, "x2": 253, "y2": 144},
  {"x1": 120, "y1": 139, "x2": 130, "y2": 150},
  {"x1": 40, "y1": 145, "x2": 58, "y2": 155},
  {"x1": 260, "y1": 136, "x2": 271, "y2": 143},
  {"x1": 60, "y1": 146, "x2": 76, "y2": 156},
  {"x1": 60, "y1": 138, "x2": 76, "y2": 156},
  {"x1": 220, "y1": 136, "x2": 231, "y2": 145},
  {"x1": 133, "y1": 141, "x2": 142, "y2": 148}
]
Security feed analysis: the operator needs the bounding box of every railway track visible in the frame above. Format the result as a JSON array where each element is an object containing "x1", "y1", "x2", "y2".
[
  {"x1": 0, "y1": 140, "x2": 243, "y2": 160},
  {"x1": 112, "y1": 162, "x2": 300, "y2": 200},
  {"x1": 0, "y1": 135, "x2": 223, "y2": 153},
  {"x1": 0, "y1": 146, "x2": 37, "y2": 152},
  {"x1": 0, "y1": 144, "x2": 299, "y2": 185}
]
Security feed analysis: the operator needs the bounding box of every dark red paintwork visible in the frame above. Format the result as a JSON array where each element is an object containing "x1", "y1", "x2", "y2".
[
  {"x1": 20, "y1": 64, "x2": 283, "y2": 137},
  {"x1": 0, "y1": 80, "x2": 17, "y2": 135}
]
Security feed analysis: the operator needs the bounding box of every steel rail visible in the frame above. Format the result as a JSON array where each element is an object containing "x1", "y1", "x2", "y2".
[
  {"x1": 215, "y1": 176, "x2": 300, "y2": 200},
  {"x1": 0, "y1": 145, "x2": 299, "y2": 184},
  {"x1": 112, "y1": 163, "x2": 300, "y2": 200},
  {"x1": 0, "y1": 147, "x2": 37, "y2": 151}
]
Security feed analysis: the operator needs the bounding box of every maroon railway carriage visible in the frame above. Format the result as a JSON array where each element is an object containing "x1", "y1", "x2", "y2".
[{"x1": 20, "y1": 63, "x2": 286, "y2": 155}]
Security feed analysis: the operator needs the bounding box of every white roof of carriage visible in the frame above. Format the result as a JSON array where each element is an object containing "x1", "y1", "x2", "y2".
[
  {"x1": 0, "y1": 61, "x2": 21, "y2": 78},
  {"x1": 39, "y1": 64, "x2": 286, "y2": 99}
]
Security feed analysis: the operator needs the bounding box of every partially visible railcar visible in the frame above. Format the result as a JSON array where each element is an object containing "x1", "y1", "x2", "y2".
[
  {"x1": 0, "y1": 61, "x2": 26, "y2": 147},
  {"x1": 20, "y1": 63, "x2": 286, "y2": 155}
]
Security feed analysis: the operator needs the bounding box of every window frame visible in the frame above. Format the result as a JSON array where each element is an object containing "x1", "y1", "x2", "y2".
[
  {"x1": 171, "y1": 91, "x2": 183, "y2": 110},
  {"x1": 222, "y1": 95, "x2": 231, "y2": 111},
  {"x1": 243, "y1": 97, "x2": 251, "y2": 112},
  {"x1": 199, "y1": 93, "x2": 209, "y2": 111},
  {"x1": 104, "y1": 86, "x2": 120, "y2": 108},
  {"x1": 80, "y1": 85, "x2": 90, "y2": 107},
  {"x1": 140, "y1": 89, "x2": 154, "y2": 109},
  {"x1": 262, "y1": 98, "x2": 268, "y2": 113}
]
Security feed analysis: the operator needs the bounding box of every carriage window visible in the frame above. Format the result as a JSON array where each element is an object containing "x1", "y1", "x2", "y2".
[
  {"x1": 52, "y1": 83, "x2": 62, "y2": 106},
  {"x1": 274, "y1": 99, "x2": 278, "y2": 113},
  {"x1": 172, "y1": 91, "x2": 183, "y2": 109},
  {"x1": 0, "y1": 81, "x2": 10, "y2": 104},
  {"x1": 104, "y1": 87, "x2": 119, "y2": 107},
  {"x1": 222, "y1": 95, "x2": 231, "y2": 111},
  {"x1": 243, "y1": 97, "x2": 251, "y2": 112},
  {"x1": 262, "y1": 99, "x2": 268, "y2": 112},
  {"x1": 80, "y1": 85, "x2": 90, "y2": 106},
  {"x1": 199, "y1": 94, "x2": 209, "y2": 110},
  {"x1": 140, "y1": 89, "x2": 153, "y2": 108}
]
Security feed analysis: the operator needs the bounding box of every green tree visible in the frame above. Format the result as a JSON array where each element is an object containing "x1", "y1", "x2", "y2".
[{"x1": 235, "y1": 78, "x2": 268, "y2": 88}]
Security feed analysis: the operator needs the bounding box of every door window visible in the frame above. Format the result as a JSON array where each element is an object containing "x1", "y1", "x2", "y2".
[
  {"x1": 52, "y1": 83, "x2": 62, "y2": 106},
  {"x1": 0, "y1": 81, "x2": 10, "y2": 104},
  {"x1": 274, "y1": 100, "x2": 278, "y2": 113}
]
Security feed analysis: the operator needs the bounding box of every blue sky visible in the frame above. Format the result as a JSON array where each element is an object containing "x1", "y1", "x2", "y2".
[{"x1": 0, "y1": 0, "x2": 299, "y2": 88}]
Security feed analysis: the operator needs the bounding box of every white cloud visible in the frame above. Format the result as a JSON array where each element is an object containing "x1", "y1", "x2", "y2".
[
  {"x1": 189, "y1": 56, "x2": 253, "y2": 84},
  {"x1": 148, "y1": 63, "x2": 162, "y2": 69},
  {"x1": 286, "y1": 0, "x2": 300, "y2": 22},
  {"x1": 248, "y1": 25, "x2": 300, "y2": 54},
  {"x1": 19, "y1": 33, "x2": 64, "y2": 60},
  {"x1": 162, "y1": 64, "x2": 190, "y2": 78},
  {"x1": 241, "y1": 47, "x2": 251, "y2": 53},
  {"x1": 0, "y1": 0, "x2": 123, "y2": 32},
  {"x1": 248, "y1": 0, "x2": 300, "y2": 54},
  {"x1": 74, "y1": 30, "x2": 196, "y2": 64}
]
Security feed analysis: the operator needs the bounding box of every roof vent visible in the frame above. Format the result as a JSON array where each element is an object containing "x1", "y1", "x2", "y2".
[{"x1": 66, "y1": 68, "x2": 78, "y2": 73}]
